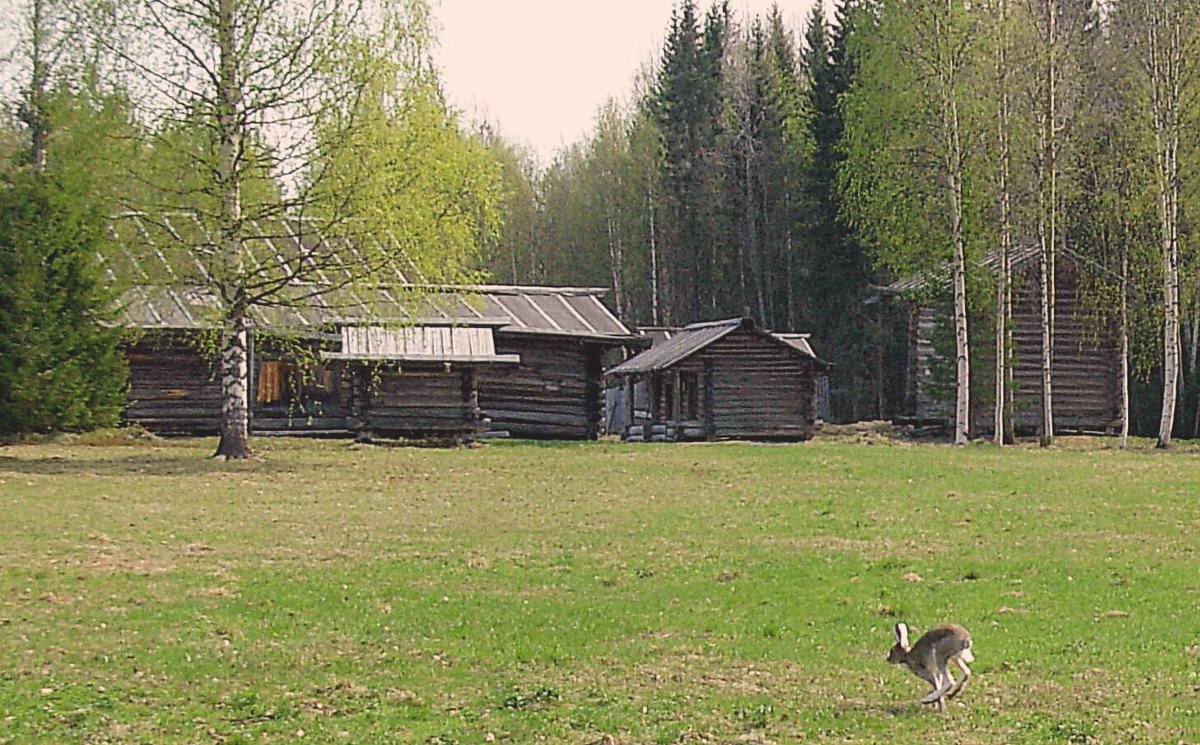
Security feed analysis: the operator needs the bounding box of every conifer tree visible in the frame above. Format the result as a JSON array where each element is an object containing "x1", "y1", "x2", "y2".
[
  {"x1": 0, "y1": 174, "x2": 128, "y2": 435},
  {"x1": 801, "y1": 0, "x2": 876, "y2": 421}
]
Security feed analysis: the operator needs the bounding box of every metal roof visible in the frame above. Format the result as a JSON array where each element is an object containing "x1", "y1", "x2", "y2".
[{"x1": 103, "y1": 213, "x2": 637, "y2": 342}]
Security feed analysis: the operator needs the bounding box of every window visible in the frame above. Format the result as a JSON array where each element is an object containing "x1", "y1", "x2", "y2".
[{"x1": 256, "y1": 360, "x2": 291, "y2": 405}]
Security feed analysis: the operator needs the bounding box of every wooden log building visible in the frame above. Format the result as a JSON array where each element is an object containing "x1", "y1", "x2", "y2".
[
  {"x1": 890, "y1": 243, "x2": 1121, "y2": 435},
  {"x1": 106, "y1": 214, "x2": 641, "y2": 440},
  {"x1": 605, "y1": 317, "x2": 829, "y2": 442}
]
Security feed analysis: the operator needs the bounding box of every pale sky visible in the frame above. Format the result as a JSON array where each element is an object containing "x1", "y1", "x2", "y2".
[{"x1": 432, "y1": 0, "x2": 826, "y2": 163}]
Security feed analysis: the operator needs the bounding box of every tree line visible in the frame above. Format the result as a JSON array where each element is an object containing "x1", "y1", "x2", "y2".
[
  {"x1": 3, "y1": 0, "x2": 1198, "y2": 450},
  {"x1": 478, "y1": 0, "x2": 1200, "y2": 446}
]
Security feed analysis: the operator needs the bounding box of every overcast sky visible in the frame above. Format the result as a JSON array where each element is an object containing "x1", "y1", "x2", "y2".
[{"x1": 432, "y1": 0, "x2": 826, "y2": 163}]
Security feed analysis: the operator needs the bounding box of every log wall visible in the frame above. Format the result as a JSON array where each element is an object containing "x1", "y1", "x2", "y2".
[
  {"x1": 343, "y1": 364, "x2": 482, "y2": 439},
  {"x1": 909, "y1": 258, "x2": 1119, "y2": 433},
  {"x1": 124, "y1": 334, "x2": 222, "y2": 434},
  {"x1": 480, "y1": 336, "x2": 603, "y2": 439}
]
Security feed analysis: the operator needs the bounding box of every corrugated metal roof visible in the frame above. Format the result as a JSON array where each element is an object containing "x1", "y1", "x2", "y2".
[
  {"x1": 104, "y1": 214, "x2": 637, "y2": 342},
  {"x1": 608, "y1": 318, "x2": 828, "y2": 377}
]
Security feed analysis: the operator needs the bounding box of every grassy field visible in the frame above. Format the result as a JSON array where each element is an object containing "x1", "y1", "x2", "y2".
[{"x1": 0, "y1": 434, "x2": 1197, "y2": 744}]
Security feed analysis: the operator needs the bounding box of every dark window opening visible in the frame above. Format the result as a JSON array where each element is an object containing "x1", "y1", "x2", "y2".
[{"x1": 679, "y1": 372, "x2": 699, "y2": 420}]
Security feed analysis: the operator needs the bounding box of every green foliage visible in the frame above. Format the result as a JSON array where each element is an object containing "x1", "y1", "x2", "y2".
[
  {"x1": 312, "y1": 66, "x2": 502, "y2": 285},
  {"x1": 0, "y1": 173, "x2": 128, "y2": 435}
]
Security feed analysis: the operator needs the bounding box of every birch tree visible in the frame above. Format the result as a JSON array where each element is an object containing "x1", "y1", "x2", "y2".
[
  {"x1": 102, "y1": 0, "x2": 501, "y2": 459},
  {"x1": 843, "y1": 0, "x2": 985, "y2": 445},
  {"x1": 1117, "y1": 0, "x2": 1199, "y2": 448}
]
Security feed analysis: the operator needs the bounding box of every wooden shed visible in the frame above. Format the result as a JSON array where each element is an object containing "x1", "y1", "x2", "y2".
[
  {"x1": 105, "y1": 214, "x2": 641, "y2": 439},
  {"x1": 322, "y1": 324, "x2": 520, "y2": 441},
  {"x1": 891, "y1": 244, "x2": 1121, "y2": 434},
  {"x1": 605, "y1": 318, "x2": 829, "y2": 442}
]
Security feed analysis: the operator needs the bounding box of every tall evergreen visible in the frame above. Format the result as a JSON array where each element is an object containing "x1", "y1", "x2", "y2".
[
  {"x1": 802, "y1": 0, "x2": 879, "y2": 421},
  {"x1": 0, "y1": 174, "x2": 128, "y2": 435},
  {"x1": 652, "y1": 0, "x2": 730, "y2": 324}
]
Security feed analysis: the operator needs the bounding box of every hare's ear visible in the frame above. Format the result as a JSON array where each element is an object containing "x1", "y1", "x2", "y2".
[{"x1": 894, "y1": 623, "x2": 909, "y2": 648}]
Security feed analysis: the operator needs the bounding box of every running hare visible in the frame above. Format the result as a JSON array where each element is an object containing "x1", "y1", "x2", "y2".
[{"x1": 886, "y1": 622, "x2": 974, "y2": 713}]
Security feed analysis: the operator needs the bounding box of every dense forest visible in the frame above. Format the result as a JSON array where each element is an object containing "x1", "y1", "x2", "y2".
[
  {"x1": 2, "y1": 0, "x2": 1198, "y2": 447},
  {"x1": 475, "y1": 0, "x2": 1199, "y2": 445}
]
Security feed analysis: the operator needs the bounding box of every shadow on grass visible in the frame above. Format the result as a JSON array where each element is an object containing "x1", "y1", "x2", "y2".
[{"x1": 0, "y1": 453, "x2": 299, "y2": 478}]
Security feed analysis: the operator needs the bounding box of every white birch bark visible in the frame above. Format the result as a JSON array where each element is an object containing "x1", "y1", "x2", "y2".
[{"x1": 212, "y1": 0, "x2": 252, "y2": 459}]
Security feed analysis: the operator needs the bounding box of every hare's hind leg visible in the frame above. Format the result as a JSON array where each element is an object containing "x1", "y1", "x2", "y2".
[
  {"x1": 946, "y1": 655, "x2": 972, "y2": 699},
  {"x1": 921, "y1": 664, "x2": 955, "y2": 713}
]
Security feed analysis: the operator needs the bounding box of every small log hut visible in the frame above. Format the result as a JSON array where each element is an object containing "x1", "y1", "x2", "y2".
[
  {"x1": 106, "y1": 214, "x2": 641, "y2": 439},
  {"x1": 606, "y1": 318, "x2": 830, "y2": 442},
  {"x1": 889, "y1": 243, "x2": 1121, "y2": 434}
]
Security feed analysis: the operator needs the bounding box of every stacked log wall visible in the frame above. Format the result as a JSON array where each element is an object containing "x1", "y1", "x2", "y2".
[
  {"x1": 343, "y1": 367, "x2": 475, "y2": 437},
  {"x1": 481, "y1": 336, "x2": 597, "y2": 439},
  {"x1": 705, "y1": 331, "x2": 817, "y2": 440},
  {"x1": 641, "y1": 329, "x2": 817, "y2": 441},
  {"x1": 124, "y1": 334, "x2": 222, "y2": 434},
  {"x1": 910, "y1": 259, "x2": 1119, "y2": 433},
  {"x1": 1008, "y1": 262, "x2": 1119, "y2": 432},
  {"x1": 251, "y1": 338, "x2": 348, "y2": 433}
]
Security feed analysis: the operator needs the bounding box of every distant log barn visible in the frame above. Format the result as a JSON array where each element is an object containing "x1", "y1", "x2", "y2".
[
  {"x1": 888, "y1": 244, "x2": 1122, "y2": 435},
  {"x1": 606, "y1": 317, "x2": 829, "y2": 442}
]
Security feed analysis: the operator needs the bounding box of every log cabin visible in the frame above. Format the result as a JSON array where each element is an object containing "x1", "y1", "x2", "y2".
[
  {"x1": 605, "y1": 317, "x2": 829, "y2": 442},
  {"x1": 888, "y1": 243, "x2": 1122, "y2": 435},
  {"x1": 106, "y1": 214, "x2": 642, "y2": 439}
]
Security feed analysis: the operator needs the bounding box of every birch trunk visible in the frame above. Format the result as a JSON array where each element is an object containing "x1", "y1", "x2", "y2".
[
  {"x1": 648, "y1": 183, "x2": 661, "y2": 326},
  {"x1": 994, "y1": 0, "x2": 1013, "y2": 446},
  {"x1": 213, "y1": 0, "x2": 252, "y2": 459},
  {"x1": 27, "y1": 0, "x2": 49, "y2": 175},
  {"x1": 947, "y1": 80, "x2": 970, "y2": 446},
  {"x1": 604, "y1": 205, "x2": 628, "y2": 322},
  {"x1": 1036, "y1": 0, "x2": 1059, "y2": 448},
  {"x1": 1119, "y1": 250, "x2": 1130, "y2": 449},
  {"x1": 215, "y1": 309, "x2": 252, "y2": 459},
  {"x1": 1149, "y1": 7, "x2": 1183, "y2": 449}
]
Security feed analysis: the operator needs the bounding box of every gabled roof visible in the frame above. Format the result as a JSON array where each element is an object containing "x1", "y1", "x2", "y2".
[
  {"x1": 885, "y1": 242, "x2": 1113, "y2": 294},
  {"x1": 103, "y1": 213, "x2": 638, "y2": 343},
  {"x1": 606, "y1": 318, "x2": 827, "y2": 377}
]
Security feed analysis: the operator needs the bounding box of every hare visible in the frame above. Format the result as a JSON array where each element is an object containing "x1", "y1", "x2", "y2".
[{"x1": 886, "y1": 622, "x2": 974, "y2": 713}]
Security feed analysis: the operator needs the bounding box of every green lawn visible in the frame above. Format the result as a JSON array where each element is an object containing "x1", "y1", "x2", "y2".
[{"x1": 1, "y1": 435, "x2": 1197, "y2": 744}]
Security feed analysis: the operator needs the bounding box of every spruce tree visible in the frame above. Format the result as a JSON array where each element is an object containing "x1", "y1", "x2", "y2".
[
  {"x1": 0, "y1": 174, "x2": 128, "y2": 435},
  {"x1": 801, "y1": 0, "x2": 877, "y2": 421}
]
